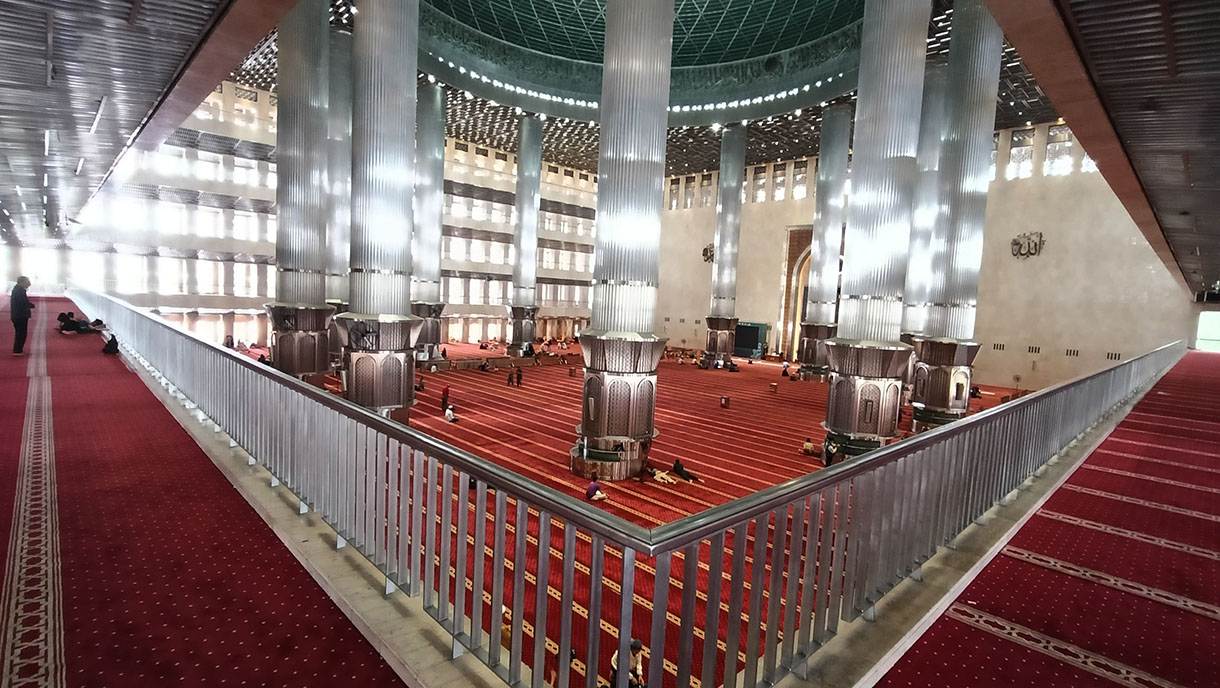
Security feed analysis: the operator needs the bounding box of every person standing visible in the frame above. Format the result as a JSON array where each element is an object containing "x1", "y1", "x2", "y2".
[
  {"x1": 441, "y1": 384, "x2": 450, "y2": 411},
  {"x1": 10, "y1": 276, "x2": 34, "y2": 356},
  {"x1": 515, "y1": 366, "x2": 523, "y2": 387}
]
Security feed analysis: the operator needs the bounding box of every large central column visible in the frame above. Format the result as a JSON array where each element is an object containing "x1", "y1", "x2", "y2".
[
  {"x1": 334, "y1": 0, "x2": 423, "y2": 412},
  {"x1": 508, "y1": 113, "x2": 543, "y2": 357},
  {"x1": 901, "y1": 62, "x2": 949, "y2": 340},
  {"x1": 266, "y1": 0, "x2": 335, "y2": 377},
  {"x1": 412, "y1": 81, "x2": 447, "y2": 363},
  {"x1": 570, "y1": 0, "x2": 672, "y2": 481},
  {"x1": 796, "y1": 103, "x2": 853, "y2": 379},
  {"x1": 326, "y1": 27, "x2": 353, "y2": 366},
  {"x1": 823, "y1": 0, "x2": 932, "y2": 463},
  {"x1": 911, "y1": 0, "x2": 1003, "y2": 430},
  {"x1": 701, "y1": 123, "x2": 746, "y2": 368}
]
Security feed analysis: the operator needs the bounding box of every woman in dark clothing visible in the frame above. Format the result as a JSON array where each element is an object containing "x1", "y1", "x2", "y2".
[{"x1": 10, "y1": 276, "x2": 34, "y2": 355}]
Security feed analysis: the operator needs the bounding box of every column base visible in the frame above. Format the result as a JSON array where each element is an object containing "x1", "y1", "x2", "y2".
[
  {"x1": 910, "y1": 337, "x2": 980, "y2": 426},
  {"x1": 334, "y1": 312, "x2": 424, "y2": 412},
  {"x1": 574, "y1": 333, "x2": 667, "y2": 481},
  {"x1": 824, "y1": 338, "x2": 912, "y2": 443},
  {"x1": 411, "y1": 302, "x2": 446, "y2": 362},
  {"x1": 507, "y1": 305, "x2": 539, "y2": 358},
  {"x1": 701, "y1": 316, "x2": 738, "y2": 367},
  {"x1": 911, "y1": 406, "x2": 967, "y2": 433},
  {"x1": 797, "y1": 322, "x2": 837, "y2": 373},
  {"x1": 265, "y1": 302, "x2": 337, "y2": 377}
]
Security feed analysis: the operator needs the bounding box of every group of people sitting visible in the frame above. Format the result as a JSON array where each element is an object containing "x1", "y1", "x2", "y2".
[{"x1": 585, "y1": 459, "x2": 702, "y2": 502}]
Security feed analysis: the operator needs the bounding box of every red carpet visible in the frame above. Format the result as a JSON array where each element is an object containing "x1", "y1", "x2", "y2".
[
  {"x1": 880, "y1": 350, "x2": 1220, "y2": 688},
  {"x1": 0, "y1": 299, "x2": 403, "y2": 686}
]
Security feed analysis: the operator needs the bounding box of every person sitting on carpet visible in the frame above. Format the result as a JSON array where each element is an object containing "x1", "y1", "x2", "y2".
[
  {"x1": 223, "y1": 335, "x2": 235, "y2": 349},
  {"x1": 672, "y1": 459, "x2": 700, "y2": 482},
  {"x1": 441, "y1": 347, "x2": 448, "y2": 359},
  {"x1": 611, "y1": 638, "x2": 645, "y2": 687},
  {"x1": 478, "y1": 359, "x2": 490, "y2": 372},
  {"x1": 445, "y1": 405, "x2": 458, "y2": 423},
  {"x1": 802, "y1": 438, "x2": 819, "y2": 456},
  {"x1": 781, "y1": 361, "x2": 791, "y2": 378},
  {"x1": 102, "y1": 335, "x2": 120, "y2": 355},
  {"x1": 414, "y1": 375, "x2": 425, "y2": 392},
  {"x1": 585, "y1": 480, "x2": 608, "y2": 501}
]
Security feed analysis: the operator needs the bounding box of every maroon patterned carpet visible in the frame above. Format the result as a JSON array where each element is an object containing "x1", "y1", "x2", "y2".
[{"x1": 879, "y1": 350, "x2": 1220, "y2": 688}]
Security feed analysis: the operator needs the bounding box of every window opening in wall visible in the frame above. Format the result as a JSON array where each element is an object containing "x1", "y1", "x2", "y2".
[
  {"x1": 564, "y1": 169, "x2": 574, "y2": 177},
  {"x1": 475, "y1": 147, "x2": 489, "y2": 157},
  {"x1": 954, "y1": 382, "x2": 966, "y2": 402},
  {"x1": 579, "y1": 172, "x2": 589, "y2": 181},
  {"x1": 548, "y1": 164, "x2": 560, "y2": 174},
  {"x1": 792, "y1": 160, "x2": 808, "y2": 200},
  {"x1": 454, "y1": 141, "x2": 469, "y2": 152},
  {"x1": 679, "y1": 318, "x2": 686, "y2": 323},
  {"x1": 1043, "y1": 124, "x2": 1074, "y2": 177},
  {"x1": 700, "y1": 173, "x2": 714, "y2": 207},
  {"x1": 772, "y1": 163, "x2": 788, "y2": 202},
  {"x1": 664, "y1": 317, "x2": 671, "y2": 322},
  {"x1": 1197, "y1": 312, "x2": 1220, "y2": 353},
  {"x1": 683, "y1": 176, "x2": 696, "y2": 209},
  {"x1": 1066, "y1": 348, "x2": 1080, "y2": 357},
  {"x1": 494, "y1": 151, "x2": 508, "y2": 161},
  {"x1": 752, "y1": 166, "x2": 767, "y2": 203},
  {"x1": 1028, "y1": 345, "x2": 1041, "y2": 354},
  {"x1": 1105, "y1": 352, "x2": 1122, "y2": 361},
  {"x1": 1006, "y1": 128, "x2": 1035, "y2": 180},
  {"x1": 1081, "y1": 153, "x2": 1099, "y2": 173},
  {"x1": 992, "y1": 342, "x2": 1005, "y2": 351},
  {"x1": 668, "y1": 178, "x2": 680, "y2": 210}
]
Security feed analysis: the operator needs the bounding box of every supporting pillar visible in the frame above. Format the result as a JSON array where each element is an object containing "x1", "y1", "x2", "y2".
[
  {"x1": 911, "y1": 0, "x2": 1003, "y2": 431},
  {"x1": 823, "y1": 0, "x2": 931, "y2": 463},
  {"x1": 701, "y1": 123, "x2": 745, "y2": 368},
  {"x1": 221, "y1": 260, "x2": 235, "y2": 296},
  {"x1": 325, "y1": 26, "x2": 353, "y2": 309},
  {"x1": 334, "y1": 0, "x2": 423, "y2": 413},
  {"x1": 103, "y1": 251, "x2": 118, "y2": 293},
  {"x1": 508, "y1": 114, "x2": 543, "y2": 357},
  {"x1": 570, "y1": 0, "x2": 672, "y2": 481},
  {"x1": 902, "y1": 62, "x2": 949, "y2": 340},
  {"x1": 266, "y1": 0, "x2": 335, "y2": 377},
  {"x1": 145, "y1": 254, "x2": 159, "y2": 296},
  {"x1": 412, "y1": 80, "x2": 447, "y2": 362},
  {"x1": 797, "y1": 103, "x2": 852, "y2": 379}
]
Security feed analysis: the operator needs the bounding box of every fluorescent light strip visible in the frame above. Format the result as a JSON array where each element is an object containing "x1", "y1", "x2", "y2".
[
  {"x1": 43, "y1": 129, "x2": 50, "y2": 155},
  {"x1": 75, "y1": 158, "x2": 84, "y2": 175},
  {"x1": 88, "y1": 96, "x2": 108, "y2": 134}
]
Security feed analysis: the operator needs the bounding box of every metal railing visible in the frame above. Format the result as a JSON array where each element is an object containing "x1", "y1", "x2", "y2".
[{"x1": 71, "y1": 287, "x2": 1184, "y2": 688}]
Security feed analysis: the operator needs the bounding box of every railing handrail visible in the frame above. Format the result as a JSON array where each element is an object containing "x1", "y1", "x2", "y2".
[
  {"x1": 74, "y1": 287, "x2": 1183, "y2": 557},
  {"x1": 649, "y1": 338, "x2": 1184, "y2": 552},
  {"x1": 71, "y1": 288, "x2": 655, "y2": 553}
]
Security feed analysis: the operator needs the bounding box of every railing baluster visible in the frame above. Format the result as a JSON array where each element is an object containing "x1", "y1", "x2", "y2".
[
  {"x1": 723, "y1": 524, "x2": 748, "y2": 687},
  {"x1": 700, "y1": 531, "x2": 725, "y2": 688},
  {"x1": 452, "y1": 470, "x2": 470, "y2": 657},
  {"x1": 438, "y1": 464, "x2": 454, "y2": 627},
  {"x1": 509, "y1": 499, "x2": 528, "y2": 685},
  {"x1": 780, "y1": 498, "x2": 807, "y2": 672},
  {"x1": 532, "y1": 511, "x2": 552, "y2": 688},
  {"x1": 409, "y1": 449, "x2": 426, "y2": 595},
  {"x1": 556, "y1": 523, "x2": 577, "y2": 688},
  {"x1": 423, "y1": 453, "x2": 439, "y2": 606},
  {"x1": 675, "y1": 542, "x2": 699, "y2": 687},
  {"x1": 471, "y1": 480, "x2": 488, "y2": 654},
  {"x1": 647, "y1": 551, "x2": 672, "y2": 688},
  {"x1": 584, "y1": 534, "x2": 605, "y2": 688},
  {"x1": 743, "y1": 513, "x2": 769, "y2": 687},
  {"x1": 763, "y1": 506, "x2": 788, "y2": 681},
  {"x1": 614, "y1": 549, "x2": 635, "y2": 688},
  {"x1": 489, "y1": 490, "x2": 508, "y2": 670}
]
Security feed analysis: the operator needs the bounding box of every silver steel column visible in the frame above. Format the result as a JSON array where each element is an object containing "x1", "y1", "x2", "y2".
[
  {"x1": 413, "y1": 81, "x2": 446, "y2": 363},
  {"x1": 902, "y1": 62, "x2": 948, "y2": 339},
  {"x1": 797, "y1": 103, "x2": 852, "y2": 378},
  {"x1": 508, "y1": 113, "x2": 543, "y2": 357},
  {"x1": 334, "y1": 0, "x2": 423, "y2": 412},
  {"x1": 702, "y1": 123, "x2": 745, "y2": 367},
  {"x1": 326, "y1": 28, "x2": 353, "y2": 306},
  {"x1": 267, "y1": 0, "x2": 335, "y2": 377},
  {"x1": 911, "y1": 0, "x2": 1003, "y2": 430},
  {"x1": 570, "y1": 0, "x2": 672, "y2": 481},
  {"x1": 823, "y1": 0, "x2": 932, "y2": 462}
]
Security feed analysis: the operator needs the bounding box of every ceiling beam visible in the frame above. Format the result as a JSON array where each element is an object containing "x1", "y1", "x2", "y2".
[{"x1": 983, "y1": 0, "x2": 1191, "y2": 294}]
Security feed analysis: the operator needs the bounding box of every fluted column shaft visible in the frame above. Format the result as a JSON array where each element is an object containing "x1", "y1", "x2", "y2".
[
  {"x1": 803, "y1": 104, "x2": 853, "y2": 327},
  {"x1": 835, "y1": 0, "x2": 932, "y2": 342},
  {"x1": 587, "y1": 0, "x2": 673, "y2": 337},
  {"x1": 274, "y1": 0, "x2": 329, "y2": 306},
  {"x1": 512, "y1": 114, "x2": 543, "y2": 308},
  {"x1": 923, "y1": 0, "x2": 1004, "y2": 341},
  {"x1": 348, "y1": 0, "x2": 418, "y2": 317},
  {"x1": 709, "y1": 124, "x2": 745, "y2": 318},
  {"x1": 902, "y1": 62, "x2": 948, "y2": 336},
  {"x1": 326, "y1": 28, "x2": 353, "y2": 304},
  {"x1": 414, "y1": 81, "x2": 445, "y2": 305}
]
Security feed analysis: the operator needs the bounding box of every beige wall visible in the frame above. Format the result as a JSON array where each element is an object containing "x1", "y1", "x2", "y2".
[
  {"x1": 971, "y1": 170, "x2": 1196, "y2": 388},
  {"x1": 656, "y1": 149, "x2": 1199, "y2": 387},
  {"x1": 656, "y1": 169, "x2": 813, "y2": 349}
]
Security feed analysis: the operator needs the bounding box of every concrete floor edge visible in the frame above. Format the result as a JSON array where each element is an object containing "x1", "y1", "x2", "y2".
[
  {"x1": 123, "y1": 350, "x2": 505, "y2": 688},
  {"x1": 773, "y1": 365, "x2": 1176, "y2": 688}
]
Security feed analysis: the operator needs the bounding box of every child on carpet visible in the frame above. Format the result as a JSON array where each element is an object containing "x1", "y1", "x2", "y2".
[
  {"x1": 802, "y1": 437, "x2": 819, "y2": 456},
  {"x1": 585, "y1": 480, "x2": 608, "y2": 501}
]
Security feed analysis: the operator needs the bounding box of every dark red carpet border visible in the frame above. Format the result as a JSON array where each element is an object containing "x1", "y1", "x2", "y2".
[
  {"x1": 12, "y1": 299, "x2": 404, "y2": 686},
  {"x1": 880, "y1": 351, "x2": 1220, "y2": 688}
]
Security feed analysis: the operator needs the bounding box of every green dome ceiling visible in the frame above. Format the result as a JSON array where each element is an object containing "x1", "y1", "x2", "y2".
[{"x1": 424, "y1": 0, "x2": 863, "y2": 67}]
